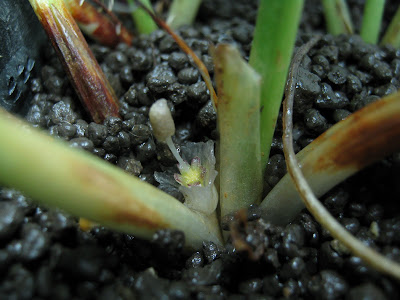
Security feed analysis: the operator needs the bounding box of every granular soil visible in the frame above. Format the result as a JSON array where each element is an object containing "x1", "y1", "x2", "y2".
[{"x1": 1, "y1": 0, "x2": 400, "y2": 299}]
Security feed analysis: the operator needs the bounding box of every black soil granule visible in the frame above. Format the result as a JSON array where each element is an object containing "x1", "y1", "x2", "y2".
[{"x1": 1, "y1": 0, "x2": 400, "y2": 299}]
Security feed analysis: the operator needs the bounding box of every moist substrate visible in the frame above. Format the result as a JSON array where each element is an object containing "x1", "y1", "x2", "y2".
[{"x1": 1, "y1": 0, "x2": 400, "y2": 299}]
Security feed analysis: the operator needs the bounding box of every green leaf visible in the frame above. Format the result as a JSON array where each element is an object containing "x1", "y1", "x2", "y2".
[
  {"x1": 128, "y1": 0, "x2": 157, "y2": 34},
  {"x1": 213, "y1": 44, "x2": 262, "y2": 217},
  {"x1": 0, "y1": 109, "x2": 223, "y2": 249},
  {"x1": 361, "y1": 0, "x2": 385, "y2": 44},
  {"x1": 167, "y1": 0, "x2": 202, "y2": 29},
  {"x1": 381, "y1": 4, "x2": 400, "y2": 47},
  {"x1": 249, "y1": 0, "x2": 304, "y2": 169},
  {"x1": 321, "y1": 0, "x2": 354, "y2": 35}
]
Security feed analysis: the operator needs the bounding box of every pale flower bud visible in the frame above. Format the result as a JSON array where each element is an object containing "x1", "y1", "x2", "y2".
[{"x1": 149, "y1": 99, "x2": 175, "y2": 142}]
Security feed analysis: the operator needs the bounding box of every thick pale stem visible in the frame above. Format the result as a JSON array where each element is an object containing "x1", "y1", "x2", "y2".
[
  {"x1": 214, "y1": 44, "x2": 262, "y2": 218},
  {"x1": 280, "y1": 38, "x2": 400, "y2": 280},
  {"x1": 261, "y1": 90, "x2": 400, "y2": 224},
  {"x1": 0, "y1": 109, "x2": 223, "y2": 249},
  {"x1": 261, "y1": 36, "x2": 400, "y2": 225}
]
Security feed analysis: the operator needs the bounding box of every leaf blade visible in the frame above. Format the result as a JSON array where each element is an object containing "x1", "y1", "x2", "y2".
[{"x1": 214, "y1": 44, "x2": 262, "y2": 218}]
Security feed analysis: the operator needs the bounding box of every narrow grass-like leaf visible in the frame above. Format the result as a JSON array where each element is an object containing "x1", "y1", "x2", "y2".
[
  {"x1": 128, "y1": 0, "x2": 157, "y2": 34},
  {"x1": 249, "y1": 0, "x2": 304, "y2": 169},
  {"x1": 322, "y1": 0, "x2": 354, "y2": 35},
  {"x1": 0, "y1": 109, "x2": 223, "y2": 249},
  {"x1": 360, "y1": 0, "x2": 385, "y2": 44},
  {"x1": 213, "y1": 44, "x2": 262, "y2": 218},
  {"x1": 279, "y1": 39, "x2": 400, "y2": 280},
  {"x1": 29, "y1": 0, "x2": 120, "y2": 123},
  {"x1": 167, "y1": 0, "x2": 202, "y2": 29},
  {"x1": 261, "y1": 88, "x2": 400, "y2": 225},
  {"x1": 64, "y1": 0, "x2": 133, "y2": 47},
  {"x1": 381, "y1": 4, "x2": 400, "y2": 47}
]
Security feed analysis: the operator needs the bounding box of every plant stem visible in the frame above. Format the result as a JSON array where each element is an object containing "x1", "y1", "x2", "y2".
[
  {"x1": 213, "y1": 44, "x2": 262, "y2": 218},
  {"x1": 0, "y1": 109, "x2": 223, "y2": 249},
  {"x1": 321, "y1": 0, "x2": 354, "y2": 35},
  {"x1": 128, "y1": 0, "x2": 157, "y2": 34},
  {"x1": 167, "y1": 0, "x2": 202, "y2": 29},
  {"x1": 249, "y1": 0, "x2": 304, "y2": 170},
  {"x1": 261, "y1": 73, "x2": 400, "y2": 225},
  {"x1": 29, "y1": 0, "x2": 120, "y2": 123},
  {"x1": 360, "y1": 0, "x2": 385, "y2": 44},
  {"x1": 380, "y1": 4, "x2": 400, "y2": 47},
  {"x1": 280, "y1": 38, "x2": 400, "y2": 280}
]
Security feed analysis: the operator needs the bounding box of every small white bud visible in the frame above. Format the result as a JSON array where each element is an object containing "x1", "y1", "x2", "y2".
[{"x1": 149, "y1": 99, "x2": 175, "y2": 142}]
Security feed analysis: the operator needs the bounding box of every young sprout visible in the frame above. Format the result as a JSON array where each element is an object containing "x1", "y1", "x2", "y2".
[
  {"x1": 149, "y1": 99, "x2": 218, "y2": 215},
  {"x1": 127, "y1": 0, "x2": 157, "y2": 34}
]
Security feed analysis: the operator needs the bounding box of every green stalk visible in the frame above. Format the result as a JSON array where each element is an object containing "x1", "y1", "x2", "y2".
[
  {"x1": 380, "y1": 4, "x2": 400, "y2": 47},
  {"x1": 321, "y1": 0, "x2": 354, "y2": 35},
  {"x1": 261, "y1": 90, "x2": 400, "y2": 225},
  {"x1": 0, "y1": 109, "x2": 222, "y2": 249},
  {"x1": 167, "y1": 0, "x2": 202, "y2": 29},
  {"x1": 280, "y1": 41, "x2": 400, "y2": 280},
  {"x1": 213, "y1": 44, "x2": 262, "y2": 218},
  {"x1": 249, "y1": 0, "x2": 304, "y2": 170},
  {"x1": 361, "y1": 0, "x2": 385, "y2": 44},
  {"x1": 128, "y1": 0, "x2": 157, "y2": 34}
]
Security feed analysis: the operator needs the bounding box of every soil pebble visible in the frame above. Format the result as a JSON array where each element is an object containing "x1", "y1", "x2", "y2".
[{"x1": 1, "y1": 0, "x2": 400, "y2": 299}]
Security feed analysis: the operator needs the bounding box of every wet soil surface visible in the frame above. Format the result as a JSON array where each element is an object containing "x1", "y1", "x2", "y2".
[{"x1": 1, "y1": 0, "x2": 400, "y2": 299}]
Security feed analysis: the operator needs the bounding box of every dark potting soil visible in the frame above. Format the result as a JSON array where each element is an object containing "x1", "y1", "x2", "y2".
[{"x1": 1, "y1": 0, "x2": 400, "y2": 299}]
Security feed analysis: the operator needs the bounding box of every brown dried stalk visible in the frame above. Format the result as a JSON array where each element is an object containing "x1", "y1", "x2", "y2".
[
  {"x1": 281, "y1": 37, "x2": 400, "y2": 280},
  {"x1": 134, "y1": 0, "x2": 218, "y2": 109},
  {"x1": 29, "y1": 0, "x2": 120, "y2": 123}
]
